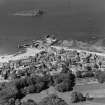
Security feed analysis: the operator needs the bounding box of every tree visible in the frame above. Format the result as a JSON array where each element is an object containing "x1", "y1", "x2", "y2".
[
  {"x1": 38, "y1": 94, "x2": 68, "y2": 105},
  {"x1": 14, "y1": 78, "x2": 27, "y2": 89},
  {"x1": 95, "y1": 71, "x2": 105, "y2": 83},
  {"x1": 15, "y1": 99, "x2": 21, "y2": 105},
  {"x1": 21, "y1": 85, "x2": 36, "y2": 95},
  {"x1": 42, "y1": 74, "x2": 53, "y2": 89},
  {"x1": 8, "y1": 98, "x2": 15, "y2": 105},
  {"x1": 35, "y1": 82, "x2": 45, "y2": 93},
  {"x1": 85, "y1": 66, "x2": 92, "y2": 71},
  {"x1": 26, "y1": 99, "x2": 37, "y2": 105},
  {"x1": 53, "y1": 72, "x2": 75, "y2": 92},
  {"x1": 9, "y1": 72, "x2": 17, "y2": 80},
  {"x1": 55, "y1": 80, "x2": 74, "y2": 92},
  {"x1": 76, "y1": 71, "x2": 82, "y2": 78},
  {"x1": 71, "y1": 91, "x2": 85, "y2": 103},
  {"x1": 25, "y1": 77, "x2": 33, "y2": 86},
  {"x1": 85, "y1": 93, "x2": 90, "y2": 100},
  {"x1": 77, "y1": 92, "x2": 85, "y2": 102},
  {"x1": 82, "y1": 71, "x2": 94, "y2": 78},
  {"x1": 71, "y1": 91, "x2": 78, "y2": 103},
  {"x1": 61, "y1": 64, "x2": 69, "y2": 73},
  {"x1": 0, "y1": 85, "x2": 18, "y2": 100},
  {"x1": 21, "y1": 99, "x2": 37, "y2": 105}
]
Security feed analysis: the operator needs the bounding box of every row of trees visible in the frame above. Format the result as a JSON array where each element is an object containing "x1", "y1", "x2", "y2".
[
  {"x1": 76, "y1": 69, "x2": 105, "y2": 84},
  {"x1": 0, "y1": 71, "x2": 76, "y2": 102},
  {"x1": 5, "y1": 92, "x2": 89, "y2": 105},
  {"x1": 3, "y1": 94, "x2": 69, "y2": 105}
]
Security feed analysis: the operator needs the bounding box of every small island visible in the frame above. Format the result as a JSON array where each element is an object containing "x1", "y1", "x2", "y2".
[{"x1": 12, "y1": 9, "x2": 44, "y2": 17}]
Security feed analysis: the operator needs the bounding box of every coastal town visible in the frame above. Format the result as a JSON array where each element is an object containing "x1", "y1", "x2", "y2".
[
  {"x1": 1, "y1": 0, "x2": 105, "y2": 104},
  {"x1": 0, "y1": 35, "x2": 105, "y2": 81}
]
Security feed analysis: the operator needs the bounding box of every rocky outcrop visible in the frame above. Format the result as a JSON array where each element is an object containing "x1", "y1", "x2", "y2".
[{"x1": 12, "y1": 9, "x2": 44, "y2": 17}]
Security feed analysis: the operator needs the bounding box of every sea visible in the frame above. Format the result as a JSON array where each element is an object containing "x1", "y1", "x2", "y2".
[{"x1": 0, "y1": 0, "x2": 105, "y2": 55}]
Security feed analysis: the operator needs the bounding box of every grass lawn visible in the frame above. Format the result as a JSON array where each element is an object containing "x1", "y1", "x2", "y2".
[
  {"x1": 69, "y1": 101, "x2": 105, "y2": 105},
  {"x1": 22, "y1": 84, "x2": 105, "y2": 105},
  {"x1": 74, "y1": 82, "x2": 105, "y2": 92},
  {"x1": 22, "y1": 82, "x2": 105, "y2": 105},
  {"x1": 91, "y1": 98, "x2": 105, "y2": 104}
]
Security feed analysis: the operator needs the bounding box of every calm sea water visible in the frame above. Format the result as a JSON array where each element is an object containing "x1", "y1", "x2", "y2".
[{"x1": 0, "y1": 0, "x2": 105, "y2": 55}]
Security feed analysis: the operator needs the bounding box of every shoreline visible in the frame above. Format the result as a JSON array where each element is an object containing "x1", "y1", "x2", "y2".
[
  {"x1": 0, "y1": 45, "x2": 105, "y2": 63},
  {"x1": 51, "y1": 46, "x2": 105, "y2": 57}
]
